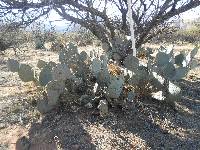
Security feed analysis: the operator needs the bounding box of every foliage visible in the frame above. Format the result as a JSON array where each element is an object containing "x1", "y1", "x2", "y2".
[
  {"x1": 0, "y1": 23, "x2": 30, "y2": 52},
  {"x1": 31, "y1": 23, "x2": 57, "y2": 50},
  {"x1": 1, "y1": 0, "x2": 200, "y2": 58},
  {"x1": 7, "y1": 42, "x2": 199, "y2": 115},
  {"x1": 153, "y1": 24, "x2": 200, "y2": 44},
  {"x1": 176, "y1": 26, "x2": 200, "y2": 43},
  {"x1": 66, "y1": 29, "x2": 98, "y2": 47}
]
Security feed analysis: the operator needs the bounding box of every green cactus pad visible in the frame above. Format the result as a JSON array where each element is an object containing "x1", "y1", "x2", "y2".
[
  {"x1": 39, "y1": 64, "x2": 53, "y2": 86},
  {"x1": 155, "y1": 52, "x2": 170, "y2": 67},
  {"x1": 91, "y1": 58, "x2": 101, "y2": 76},
  {"x1": 160, "y1": 62, "x2": 176, "y2": 79},
  {"x1": 78, "y1": 95, "x2": 92, "y2": 105},
  {"x1": 102, "y1": 43, "x2": 110, "y2": 51},
  {"x1": 127, "y1": 91, "x2": 136, "y2": 102},
  {"x1": 18, "y1": 64, "x2": 34, "y2": 82},
  {"x1": 106, "y1": 75, "x2": 124, "y2": 99},
  {"x1": 37, "y1": 59, "x2": 47, "y2": 69},
  {"x1": 35, "y1": 37, "x2": 44, "y2": 49},
  {"x1": 190, "y1": 47, "x2": 198, "y2": 58},
  {"x1": 100, "y1": 55, "x2": 108, "y2": 68},
  {"x1": 172, "y1": 67, "x2": 188, "y2": 80},
  {"x1": 97, "y1": 68, "x2": 110, "y2": 85},
  {"x1": 58, "y1": 43, "x2": 79, "y2": 65},
  {"x1": 123, "y1": 55, "x2": 139, "y2": 71},
  {"x1": 37, "y1": 99, "x2": 54, "y2": 114},
  {"x1": 175, "y1": 53, "x2": 184, "y2": 66},
  {"x1": 190, "y1": 59, "x2": 199, "y2": 69},
  {"x1": 79, "y1": 51, "x2": 88, "y2": 62},
  {"x1": 46, "y1": 80, "x2": 65, "y2": 106},
  {"x1": 59, "y1": 51, "x2": 65, "y2": 63},
  {"x1": 7, "y1": 58, "x2": 19, "y2": 72},
  {"x1": 52, "y1": 63, "x2": 72, "y2": 81},
  {"x1": 68, "y1": 42, "x2": 77, "y2": 50}
]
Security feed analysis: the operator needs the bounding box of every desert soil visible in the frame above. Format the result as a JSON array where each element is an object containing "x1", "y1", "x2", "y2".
[{"x1": 0, "y1": 44, "x2": 200, "y2": 150}]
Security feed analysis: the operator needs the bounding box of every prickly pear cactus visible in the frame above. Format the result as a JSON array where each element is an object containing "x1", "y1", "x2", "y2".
[
  {"x1": 79, "y1": 51, "x2": 88, "y2": 62},
  {"x1": 59, "y1": 43, "x2": 79, "y2": 66},
  {"x1": 7, "y1": 58, "x2": 19, "y2": 72},
  {"x1": 106, "y1": 75, "x2": 124, "y2": 99},
  {"x1": 46, "y1": 80, "x2": 65, "y2": 106},
  {"x1": 37, "y1": 99, "x2": 54, "y2": 114},
  {"x1": 52, "y1": 63, "x2": 72, "y2": 81},
  {"x1": 78, "y1": 95, "x2": 92, "y2": 106},
  {"x1": 39, "y1": 63, "x2": 53, "y2": 86},
  {"x1": 100, "y1": 54, "x2": 108, "y2": 68},
  {"x1": 75, "y1": 60, "x2": 89, "y2": 79},
  {"x1": 127, "y1": 91, "x2": 136, "y2": 102},
  {"x1": 123, "y1": 55, "x2": 139, "y2": 71},
  {"x1": 102, "y1": 43, "x2": 110, "y2": 51},
  {"x1": 37, "y1": 59, "x2": 47, "y2": 69},
  {"x1": 35, "y1": 36, "x2": 44, "y2": 49},
  {"x1": 18, "y1": 64, "x2": 35, "y2": 82},
  {"x1": 175, "y1": 53, "x2": 184, "y2": 66},
  {"x1": 91, "y1": 58, "x2": 101, "y2": 76},
  {"x1": 155, "y1": 52, "x2": 170, "y2": 67},
  {"x1": 98, "y1": 100, "x2": 109, "y2": 117},
  {"x1": 172, "y1": 67, "x2": 188, "y2": 80},
  {"x1": 97, "y1": 68, "x2": 110, "y2": 86},
  {"x1": 190, "y1": 47, "x2": 198, "y2": 59},
  {"x1": 160, "y1": 62, "x2": 176, "y2": 79}
]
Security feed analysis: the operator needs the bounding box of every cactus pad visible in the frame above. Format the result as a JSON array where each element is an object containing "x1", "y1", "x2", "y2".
[
  {"x1": 7, "y1": 58, "x2": 19, "y2": 72},
  {"x1": 52, "y1": 63, "x2": 72, "y2": 81},
  {"x1": 155, "y1": 52, "x2": 170, "y2": 67},
  {"x1": 79, "y1": 51, "x2": 88, "y2": 62},
  {"x1": 172, "y1": 67, "x2": 188, "y2": 80},
  {"x1": 39, "y1": 64, "x2": 53, "y2": 86},
  {"x1": 91, "y1": 58, "x2": 101, "y2": 76},
  {"x1": 123, "y1": 55, "x2": 139, "y2": 71},
  {"x1": 175, "y1": 53, "x2": 184, "y2": 66},
  {"x1": 37, "y1": 59, "x2": 47, "y2": 69},
  {"x1": 46, "y1": 80, "x2": 65, "y2": 106},
  {"x1": 18, "y1": 64, "x2": 34, "y2": 82},
  {"x1": 106, "y1": 75, "x2": 124, "y2": 98},
  {"x1": 160, "y1": 62, "x2": 176, "y2": 79}
]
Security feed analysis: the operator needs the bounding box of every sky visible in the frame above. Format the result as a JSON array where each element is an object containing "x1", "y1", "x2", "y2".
[
  {"x1": 40, "y1": 3, "x2": 200, "y2": 31},
  {"x1": 180, "y1": 6, "x2": 200, "y2": 20}
]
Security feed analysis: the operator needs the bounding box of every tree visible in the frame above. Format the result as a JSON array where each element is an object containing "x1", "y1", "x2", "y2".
[{"x1": 1, "y1": 0, "x2": 200, "y2": 56}]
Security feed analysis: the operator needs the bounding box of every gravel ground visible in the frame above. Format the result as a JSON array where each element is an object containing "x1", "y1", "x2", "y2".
[{"x1": 0, "y1": 44, "x2": 200, "y2": 150}]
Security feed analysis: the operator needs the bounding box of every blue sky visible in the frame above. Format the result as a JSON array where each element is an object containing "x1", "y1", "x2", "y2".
[
  {"x1": 37, "y1": 2, "x2": 199, "y2": 32},
  {"x1": 46, "y1": 5, "x2": 199, "y2": 27}
]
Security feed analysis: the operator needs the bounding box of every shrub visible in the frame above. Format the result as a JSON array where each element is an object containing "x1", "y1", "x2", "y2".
[
  {"x1": 7, "y1": 42, "x2": 199, "y2": 115},
  {"x1": 0, "y1": 23, "x2": 29, "y2": 52},
  {"x1": 152, "y1": 24, "x2": 200, "y2": 44}
]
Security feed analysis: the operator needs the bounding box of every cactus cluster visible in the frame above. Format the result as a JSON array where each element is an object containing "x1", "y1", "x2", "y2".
[
  {"x1": 7, "y1": 42, "x2": 199, "y2": 115},
  {"x1": 35, "y1": 35, "x2": 45, "y2": 49}
]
